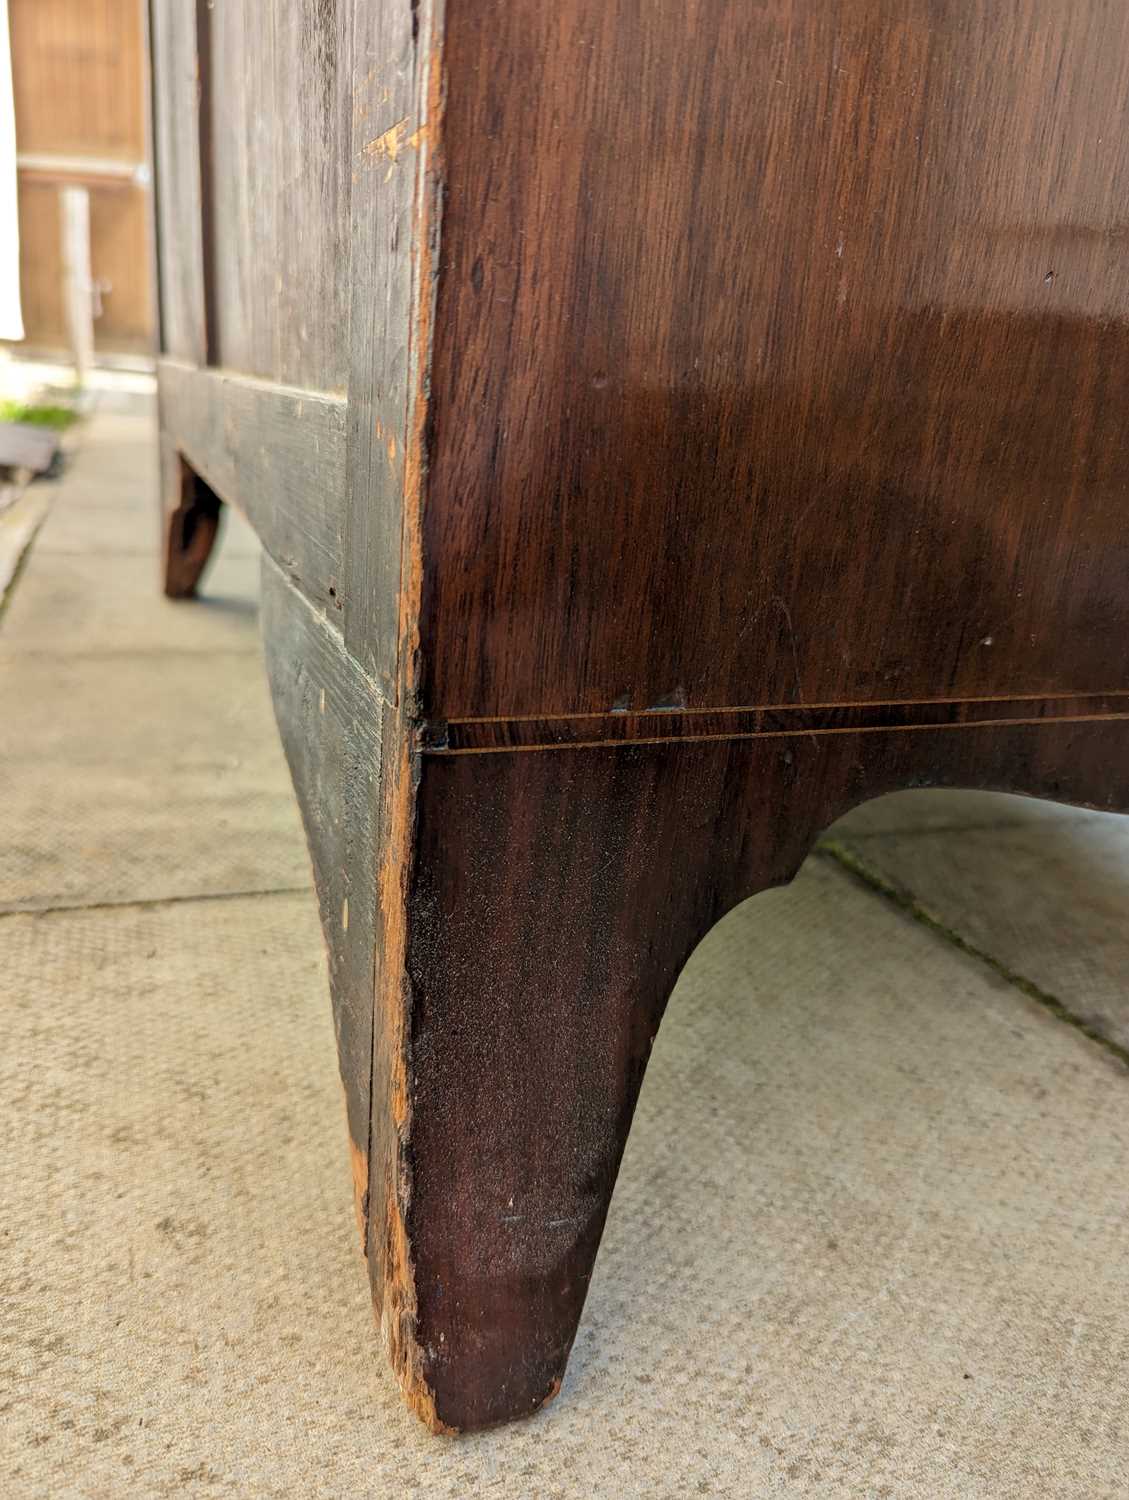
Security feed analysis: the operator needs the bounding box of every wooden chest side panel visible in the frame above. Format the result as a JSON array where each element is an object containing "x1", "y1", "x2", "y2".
[
  {"x1": 422, "y1": 0, "x2": 1129, "y2": 720},
  {"x1": 151, "y1": 0, "x2": 435, "y2": 697}
]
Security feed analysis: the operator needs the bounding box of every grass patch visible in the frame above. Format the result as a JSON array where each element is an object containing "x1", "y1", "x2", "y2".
[{"x1": 0, "y1": 399, "x2": 79, "y2": 431}]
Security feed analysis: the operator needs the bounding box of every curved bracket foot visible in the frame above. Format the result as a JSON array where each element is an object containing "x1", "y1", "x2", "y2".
[
  {"x1": 256, "y1": 566, "x2": 1129, "y2": 1435},
  {"x1": 163, "y1": 456, "x2": 223, "y2": 599}
]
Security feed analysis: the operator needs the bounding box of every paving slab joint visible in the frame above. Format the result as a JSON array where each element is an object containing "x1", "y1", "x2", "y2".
[{"x1": 817, "y1": 836, "x2": 1129, "y2": 1075}]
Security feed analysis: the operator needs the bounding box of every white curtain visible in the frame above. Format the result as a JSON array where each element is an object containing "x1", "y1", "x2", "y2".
[{"x1": 0, "y1": 0, "x2": 24, "y2": 342}]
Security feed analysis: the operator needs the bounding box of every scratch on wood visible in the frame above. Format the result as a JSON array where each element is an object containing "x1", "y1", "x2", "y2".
[
  {"x1": 379, "y1": 1179, "x2": 454, "y2": 1434},
  {"x1": 363, "y1": 118, "x2": 428, "y2": 167},
  {"x1": 539, "y1": 1378, "x2": 563, "y2": 1412},
  {"x1": 364, "y1": 117, "x2": 408, "y2": 161},
  {"x1": 349, "y1": 1137, "x2": 369, "y2": 1241}
]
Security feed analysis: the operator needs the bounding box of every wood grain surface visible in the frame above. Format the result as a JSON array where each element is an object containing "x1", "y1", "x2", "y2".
[
  {"x1": 15, "y1": 179, "x2": 153, "y2": 356},
  {"x1": 157, "y1": 360, "x2": 346, "y2": 620},
  {"x1": 403, "y1": 717, "x2": 1129, "y2": 1430},
  {"x1": 342, "y1": 0, "x2": 438, "y2": 694},
  {"x1": 8, "y1": 0, "x2": 154, "y2": 354},
  {"x1": 204, "y1": 0, "x2": 353, "y2": 391},
  {"x1": 9, "y1": 0, "x2": 147, "y2": 160},
  {"x1": 421, "y1": 0, "x2": 1129, "y2": 721},
  {"x1": 150, "y1": 0, "x2": 207, "y2": 365}
]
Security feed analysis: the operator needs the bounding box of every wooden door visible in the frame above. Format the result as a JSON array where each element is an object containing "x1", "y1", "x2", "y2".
[{"x1": 7, "y1": 0, "x2": 154, "y2": 356}]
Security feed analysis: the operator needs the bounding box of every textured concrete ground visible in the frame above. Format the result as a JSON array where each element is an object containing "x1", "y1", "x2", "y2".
[{"x1": 3, "y1": 411, "x2": 1129, "y2": 1498}]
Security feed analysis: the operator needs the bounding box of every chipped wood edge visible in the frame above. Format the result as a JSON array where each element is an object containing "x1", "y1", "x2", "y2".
[
  {"x1": 349, "y1": 1136, "x2": 368, "y2": 1240},
  {"x1": 364, "y1": 0, "x2": 451, "y2": 1436}
]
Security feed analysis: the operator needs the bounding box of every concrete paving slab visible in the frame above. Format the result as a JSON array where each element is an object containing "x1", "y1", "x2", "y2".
[
  {"x1": 0, "y1": 549, "x2": 262, "y2": 657},
  {"x1": 218, "y1": 508, "x2": 266, "y2": 558},
  {"x1": 46, "y1": 432, "x2": 155, "y2": 509},
  {"x1": 828, "y1": 785, "x2": 1110, "y2": 839},
  {"x1": 0, "y1": 652, "x2": 308, "y2": 910},
  {"x1": 4, "y1": 862, "x2": 1129, "y2": 1498},
  {"x1": 829, "y1": 803, "x2": 1129, "y2": 1055},
  {"x1": 53, "y1": 432, "x2": 158, "y2": 495},
  {"x1": 34, "y1": 493, "x2": 261, "y2": 559},
  {"x1": 67, "y1": 408, "x2": 158, "y2": 455},
  {"x1": 24, "y1": 410, "x2": 260, "y2": 560},
  {"x1": 0, "y1": 489, "x2": 48, "y2": 612},
  {"x1": 32, "y1": 495, "x2": 160, "y2": 555}
]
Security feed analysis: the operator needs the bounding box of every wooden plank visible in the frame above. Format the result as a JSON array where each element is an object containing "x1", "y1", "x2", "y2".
[
  {"x1": 157, "y1": 360, "x2": 345, "y2": 619},
  {"x1": 341, "y1": 0, "x2": 438, "y2": 691},
  {"x1": 260, "y1": 553, "x2": 384, "y2": 1202},
  {"x1": 202, "y1": 0, "x2": 352, "y2": 391},
  {"x1": 8, "y1": 0, "x2": 146, "y2": 161},
  {"x1": 148, "y1": 0, "x2": 207, "y2": 364}
]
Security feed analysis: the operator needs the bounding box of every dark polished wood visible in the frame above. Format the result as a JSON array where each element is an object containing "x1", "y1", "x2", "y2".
[
  {"x1": 424, "y1": 0, "x2": 1129, "y2": 720},
  {"x1": 404, "y1": 720, "x2": 1129, "y2": 1431},
  {"x1": 162, "y1": 455, "x2": 222, "y2": 601},
  {"x1": 151, "y1": 0, "x2": 1129, "y2": 1433}
]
